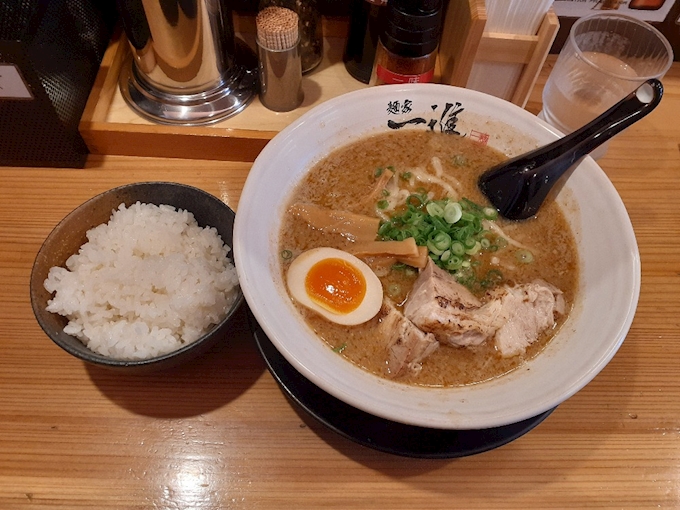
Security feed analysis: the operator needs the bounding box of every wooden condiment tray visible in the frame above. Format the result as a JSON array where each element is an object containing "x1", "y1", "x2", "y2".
[
  {"x1": 79, "y1": 7, "x2": 557, "y2": 163},
  {"x1": 79, "y1": 17, "x2": 367, "y2": 163}
]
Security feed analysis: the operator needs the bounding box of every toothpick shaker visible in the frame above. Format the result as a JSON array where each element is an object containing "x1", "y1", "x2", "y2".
[{"x1": 256, "y1": 6, "x2": 304, "y2": 112}]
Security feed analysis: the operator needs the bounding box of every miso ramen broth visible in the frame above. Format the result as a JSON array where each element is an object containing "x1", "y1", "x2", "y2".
[{"x1": 279, "y1": 130, "x2": 578, "y2": 387}]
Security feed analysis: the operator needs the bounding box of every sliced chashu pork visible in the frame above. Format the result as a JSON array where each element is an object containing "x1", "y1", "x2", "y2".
[
  {"x1": 488, "y1": 280, "x2": 565, "y2": 357},
  {"x1": 403, "y1": 259, "x2": 494, "y2": 347},
  {"x1": 403, "y1": 259, "x2": 564, "y2": 357},
  {"x1": 378, "y1": 301, "x2": 438, "y2": 378}
]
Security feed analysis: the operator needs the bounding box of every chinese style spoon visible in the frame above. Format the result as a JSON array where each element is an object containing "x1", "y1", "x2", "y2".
[{"x1": 478, "y1": 78, "x2": 663, "y2": 220}]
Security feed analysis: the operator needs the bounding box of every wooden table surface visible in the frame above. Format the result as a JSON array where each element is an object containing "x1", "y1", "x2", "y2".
[{"x1": 2, "y1": 59, "x2": 680, "y2": 510}]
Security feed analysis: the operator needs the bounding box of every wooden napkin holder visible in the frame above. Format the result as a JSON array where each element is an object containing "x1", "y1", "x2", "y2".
[{"x1": 438, "y1": 0, "x2": 559, "y2": 108}]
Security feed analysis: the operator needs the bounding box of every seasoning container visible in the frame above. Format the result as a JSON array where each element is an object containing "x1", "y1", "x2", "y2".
[
  {"x1": 256, "y1": 7, "x2": 304, "y2": 112},
  {"x1": 258, "y1": 0, "x2": 323, "y2": 73},
  {"x1": 373, "y1": 0, "x2": 443, "y2": 85},
  {"x1": 343, "y1": 0, "x2": 389, "y2": 84}
]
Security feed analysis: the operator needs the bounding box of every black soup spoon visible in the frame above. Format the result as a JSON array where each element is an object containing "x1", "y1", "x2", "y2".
[{"x1": 478, "y1": 78, "x2": 664, "y2": 221}]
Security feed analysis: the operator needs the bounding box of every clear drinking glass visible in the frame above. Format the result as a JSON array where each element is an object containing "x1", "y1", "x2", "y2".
[{"x1": 539, "y1": 12, "x2": 673, "y2": 157}]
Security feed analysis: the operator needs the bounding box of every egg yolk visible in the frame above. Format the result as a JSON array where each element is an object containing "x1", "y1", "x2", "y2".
[{"x1": 305, "y1": 258, "x2": 367, "y2": 314}]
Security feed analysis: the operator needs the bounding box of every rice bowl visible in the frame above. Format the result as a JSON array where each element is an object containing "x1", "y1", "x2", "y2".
[
  {"x1": 30, "y1": 182, "x2": 243, "y2": 372},
  {"x1": 43, "y1": 201, "x2": 239, "y2": 360}
]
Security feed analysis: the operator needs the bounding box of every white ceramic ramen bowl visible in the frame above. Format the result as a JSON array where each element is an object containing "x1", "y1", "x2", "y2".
[{"x1": 234, "y1": 84, "x2": 640, "y2": 430}]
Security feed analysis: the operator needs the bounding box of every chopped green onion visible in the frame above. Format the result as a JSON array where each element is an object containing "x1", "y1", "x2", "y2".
[
  {"x1": 427, "y1": 240, "x2": 444, "y2": 256},
  {"x1": 463, "y1": 237, "x2": 477, "y2": 250},
  {"x1": 487, "y1": 269, "x2": 503, "y2": 281},
  {"x1": 406, "y1": 193, "x2": 426, "y2": 207},
  {"x1": 374, "y1": 167, "x2": 384, "y2": 177},
  {"x1": 452, "y1": 155, "x2": 467, "y2": 166},
  {"x1": 332, "y1": 343, "x2": 347, "y2": 353},
  {"x1": 483, "y1": 207, "x2": 498, "y2": 220},
  {"x1": 465, "y1": 241, "x2": 481, "y2": 255},
  {"x1": 450, "y1": 241, "x2": 465, "y2": 256},
  {"x1": 431, "y1": 231, "x2": 452, "y2": 252},
  {"x1": 444, "y1": 201, "x2": 462, "y2": 224},
  {"x1": 387, "y1": 283, "x2": 401, "y2": 297},
  {"x1": 515, "y1": 249, "x2": 534, "y2": 264},
  {"x1": 382, "y1": 188, "x2": 390, "y2": 197},
  {"x1": 401, "y1": 171, "x2": 412, "y2": 180},
  {"x1": 461, "y1": 211, "x2": 476, "y2": 223},
  {"x1": 280, "y1": 249, "x2": 293, "y2": 260},
  {"x1": 480, "y1": 269, "x2": 504, "y2": 288},
  {"x1": 377, "y1": 199, "x2": 389, "y2": 210},
  {"x1": 444, "y1": 255, "x2": 463, "y2": 270},
  {"x1": 378, "y1": 195, "x2": 506, "y2": 290},
  {"x1": 426, "y1": 201, "x2": 445, "y2": 217},
  {"x1": 391, "y1": 263, "x2": 417, "y2": 276}
]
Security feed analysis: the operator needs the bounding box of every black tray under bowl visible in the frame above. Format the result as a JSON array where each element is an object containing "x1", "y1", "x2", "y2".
[{"x1": 248, "y1": 310, "x2": 555, "y2": 459}]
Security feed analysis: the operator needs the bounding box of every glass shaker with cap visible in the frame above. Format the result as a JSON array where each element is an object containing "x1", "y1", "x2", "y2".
[{"x1": 372, "y1": 0, "x2": 443, "y2": 85}]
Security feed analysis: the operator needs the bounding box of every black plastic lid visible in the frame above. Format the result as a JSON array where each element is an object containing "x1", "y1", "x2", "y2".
[
  {"x1": 380, "y1": 0, "x2": 443, "y2": 57},
  {"x1": 384, "y1": 18, "x2": 441, "y2": 45},
  {"x1": 380, "y1": 32, "x2": 440, "y2": 58},
  {"x1": 391, "y1": 0, "x2": 442, "y2": 15}
]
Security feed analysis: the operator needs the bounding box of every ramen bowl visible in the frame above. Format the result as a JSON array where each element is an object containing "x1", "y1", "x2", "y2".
[{"x1": 234, "y1": 84, "x2": 639, "y2": 430}]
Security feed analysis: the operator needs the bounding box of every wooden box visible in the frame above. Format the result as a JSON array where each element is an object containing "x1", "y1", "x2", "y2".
[
  {"x1": 79, "y1": 17, "x2": 368, "y2": 163},
  {"x1": 438, "y1": 0, "x2": 559, "y2": 108},
  {"x1": 79, "y1": 7, "x2": 558, "y2": 163}
]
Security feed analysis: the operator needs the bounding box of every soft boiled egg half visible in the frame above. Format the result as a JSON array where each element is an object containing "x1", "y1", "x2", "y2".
[{"x1": 286, "y1": 247, "x2": 383, "y2": 326}]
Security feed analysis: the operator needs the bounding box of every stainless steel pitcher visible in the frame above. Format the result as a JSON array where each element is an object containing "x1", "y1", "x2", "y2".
[{"x1": 117, "y1": 0, "x2": 258, "y2": 125}]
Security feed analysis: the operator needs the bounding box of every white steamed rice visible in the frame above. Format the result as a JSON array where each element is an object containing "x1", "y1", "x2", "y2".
[{"x1": 44, "y1": 201, "x2": 239, "y2": 360}]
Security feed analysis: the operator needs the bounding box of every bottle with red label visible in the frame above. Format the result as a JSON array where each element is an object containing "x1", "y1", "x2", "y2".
[
  {"x1": 372, "y1": 0, "x2": 443, "y2": 85},
  {"x1": 629, "y1": 0, "x2": 666, "y2": 10}
]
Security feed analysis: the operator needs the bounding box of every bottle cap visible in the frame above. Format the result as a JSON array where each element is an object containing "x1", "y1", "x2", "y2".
[
  {"x1": 387, "y1": 3, "x2": 442, "y2": 31},
  {"x1": 391, "y1": 0, "x2": 441, "y2": 15},
  {"x1": 380, "y1": 0, "x2": 443, "y2": 58},
  {"x1": 384, "y1": 18, "x2": 441, "y2": 45},
  {"x1": 380, "y1": 34, "x2": 440, "y2": 58}
]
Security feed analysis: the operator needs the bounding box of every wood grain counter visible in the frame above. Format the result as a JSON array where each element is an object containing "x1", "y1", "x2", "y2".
[{"x1": 1, "y1": 59, "x2": 680, "y2": 509}]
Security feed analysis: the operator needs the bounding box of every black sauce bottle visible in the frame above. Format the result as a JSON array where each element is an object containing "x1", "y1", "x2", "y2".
[
  {"x1": 373, "y1": 0, "x2": 443, "y2": 85},
  {"x1": 343, "y1": 0, "x2": 388, "y2": 84}
]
